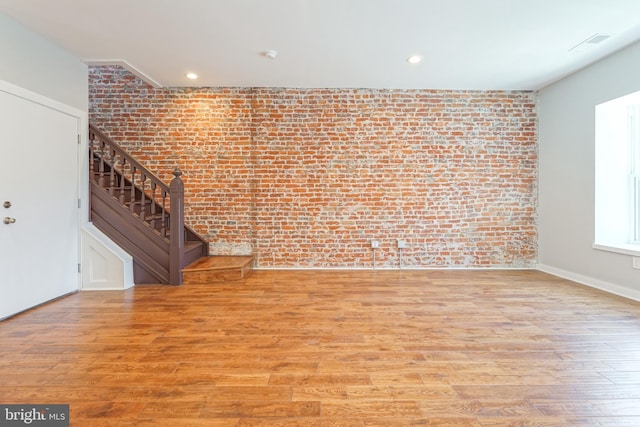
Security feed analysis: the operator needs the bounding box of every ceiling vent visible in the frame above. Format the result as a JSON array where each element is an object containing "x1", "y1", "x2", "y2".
[{"x1": 569, "y1": 33, "x2": 614, "y2": 53}]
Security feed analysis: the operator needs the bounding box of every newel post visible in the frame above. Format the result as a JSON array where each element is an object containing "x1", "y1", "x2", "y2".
[{"x1": 169, "y1": 168, "x2": 185, "y2": 285}]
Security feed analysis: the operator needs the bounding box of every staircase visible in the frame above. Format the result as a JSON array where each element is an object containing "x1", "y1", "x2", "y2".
[{"x1": 88, "y1": 125, "x2": 253, "y2": 285}]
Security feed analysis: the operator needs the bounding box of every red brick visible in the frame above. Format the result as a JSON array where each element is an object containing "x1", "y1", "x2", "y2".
[{"x1": 89, "y1": 65, "x2": 537, "y2": 268}]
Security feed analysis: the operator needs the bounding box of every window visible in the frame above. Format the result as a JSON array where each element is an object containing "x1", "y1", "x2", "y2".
[{"x1": 594, "y1": 90, "x2": 640, "y2": 255}]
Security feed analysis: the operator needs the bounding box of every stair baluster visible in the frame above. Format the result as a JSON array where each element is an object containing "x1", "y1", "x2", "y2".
[
  {"x1": 149, "y1": 181, "x2": 157, "y2": 230},
  {"x1": 97, "y1": 139, "x2": 105, "y2": 188},
  {"x1": 118, "y1": 157, "x2": 127, "y2": 205},
  {"x1": 140, "y1": 174, "x2": 147, "y2": 222},
  {"x1": 160, "y1": 190, "x2": 168, "y2": 238},
  {"x1": 106, "y1": 148, "x2": 112, "y2": 196},
  {"x1": 129, "y1": 166, "x2": 137, "y2": 213}
]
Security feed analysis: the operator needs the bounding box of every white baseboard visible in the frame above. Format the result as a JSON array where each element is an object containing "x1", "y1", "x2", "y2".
[{"x1": 537, "y1": 264, "x2": 640, "y2": 302}]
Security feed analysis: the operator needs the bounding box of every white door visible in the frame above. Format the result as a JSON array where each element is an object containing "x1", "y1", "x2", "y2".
[{"x1": 0, "y1": 86, "x2": 80, "y2": 320}]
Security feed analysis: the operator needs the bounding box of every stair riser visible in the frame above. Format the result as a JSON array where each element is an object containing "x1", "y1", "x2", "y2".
[
  {"x1": 182, "y1": 256, "x2": 254, "y2": 285},
  {"x1": 183, "y1": 267, "x2": 252, "y2": 285}
]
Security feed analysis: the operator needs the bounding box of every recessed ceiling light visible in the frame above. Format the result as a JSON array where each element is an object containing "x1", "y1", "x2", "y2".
[
  {"x1": 407, "y1": 55, "x2": 422, "y2": 64},
  {"x1": 186, "y1": 72, "x2": 198, "y2": 80}
]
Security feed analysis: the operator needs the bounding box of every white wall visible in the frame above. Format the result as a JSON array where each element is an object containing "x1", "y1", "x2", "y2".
[
  {"x1": 0, "y1": 13, "x2": 87, "y2": 111},
  {"x1": 1, "y1": 12, "x2": 88, "y2": 224},
  {"x1": 0, "y1": 14, "x2": 131, "y2": 289},
  {"x1": 1, "y1": 12, "x2": 90, "y2": 224},
  {"x1": 538, "y1": 40, "x2": 640, "y2": 301}
]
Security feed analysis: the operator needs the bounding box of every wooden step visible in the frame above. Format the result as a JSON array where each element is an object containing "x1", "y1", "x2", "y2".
[
  {"x1": 183, "y1": 240, "x2": 207, "y2": 266},
  {"x1": 182, "y1": 255, "x2": 255, "y2": 284}
]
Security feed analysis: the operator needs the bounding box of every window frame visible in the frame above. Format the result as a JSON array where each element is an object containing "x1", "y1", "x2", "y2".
[{"x1": 593, "y1": 91, "x2": 640, "y2": 257}]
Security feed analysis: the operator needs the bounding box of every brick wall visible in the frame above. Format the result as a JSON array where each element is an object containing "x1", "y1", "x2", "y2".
[{"x1": 89, "y1": 65, "x2": 537, "y2": 268}]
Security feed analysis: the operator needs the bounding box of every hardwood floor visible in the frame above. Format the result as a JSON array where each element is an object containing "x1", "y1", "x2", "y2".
[{"x1": 1, "y1": 269, "x2": 639, "y2": 426}]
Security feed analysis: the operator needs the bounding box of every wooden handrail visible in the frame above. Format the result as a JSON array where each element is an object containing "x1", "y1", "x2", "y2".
[{"x1": 89, "y1": 124, "x2": 186, "y2": 285}]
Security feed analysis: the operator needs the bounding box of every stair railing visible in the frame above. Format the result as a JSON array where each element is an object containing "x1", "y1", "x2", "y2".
[{"x1": 88, "y1": 124, "x2": 185, "y2": 284}]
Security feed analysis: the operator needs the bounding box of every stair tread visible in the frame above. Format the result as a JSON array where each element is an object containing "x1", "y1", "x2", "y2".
[{"x1": 183, "y1": 255, "x2": 254, "y2": 272}]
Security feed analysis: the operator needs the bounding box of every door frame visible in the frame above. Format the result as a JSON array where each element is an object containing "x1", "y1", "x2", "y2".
[{"x1": 0, "y1": 79, "x2": 88, "y2": 303}]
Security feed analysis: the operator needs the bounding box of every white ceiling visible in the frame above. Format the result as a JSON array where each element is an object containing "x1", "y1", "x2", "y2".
[{"x1": 2, "y1": 0, "x2": 640, "y2": 90}]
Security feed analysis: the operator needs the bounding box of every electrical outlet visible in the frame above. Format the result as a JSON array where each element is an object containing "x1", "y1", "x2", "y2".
[
  {"x1": 633, "y1": 256, "x2": 640, "y2": 270},
  {"x1": 371, "y1": 240, "x2": 380, "y2": 249},
  {"x1": 397, "y1": 239, "x2": 407, "y2": 249}
]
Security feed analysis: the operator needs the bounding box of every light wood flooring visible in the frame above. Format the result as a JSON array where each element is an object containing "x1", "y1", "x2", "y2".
[{"x1": 1, "y1": 269, "x2": 639, "y2": 426}]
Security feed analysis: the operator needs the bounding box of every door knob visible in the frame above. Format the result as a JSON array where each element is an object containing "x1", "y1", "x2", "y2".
[
  {"x1": 3, "y1": 217, "x2": 16, "y2": 224},
  {"x1": 3, "y1": 201, "x2": 10, "y2": 209}
]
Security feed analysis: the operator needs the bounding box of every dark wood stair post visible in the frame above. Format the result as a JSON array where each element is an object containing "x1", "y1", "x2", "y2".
[{"x1": 169, "y1": 168, "x2": 185, "y2": 285}]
